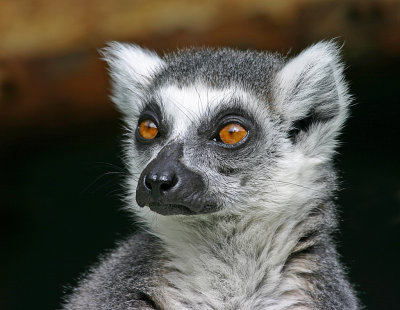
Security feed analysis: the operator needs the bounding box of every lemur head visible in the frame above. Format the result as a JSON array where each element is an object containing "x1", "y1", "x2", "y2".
[{"x1": 102, "y1": 42, "x2": 349, "y2": 219}]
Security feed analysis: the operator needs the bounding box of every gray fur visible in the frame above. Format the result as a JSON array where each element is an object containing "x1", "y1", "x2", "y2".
[
  {"x1": 153, "y1": 48, "x2": 284, "y2": 99},
  {"x1": 62, "y1": 42, "x2": 359, "y2": 309},
  {"x1": 63, "y1": 233, "x2": 166, "y2": 309}
]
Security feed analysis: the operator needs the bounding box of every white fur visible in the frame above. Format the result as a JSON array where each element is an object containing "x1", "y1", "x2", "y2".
[
  {"x1": 140, "y1": 147, "x2": 327, "y2": 309},
  {"x1": 110, "y1": 42, "x2": 352, "y2": 309},
  {"x1": 101, "y1": 42, "x2": 165, "y2": 115},
  {"x1": 129, "y1": 84, "x2": 331, "y2": 309},
  {"x1": 155, "y1": 84, "x2": 258, "y2": 140},
  {"x1": 273, "y1": 41, "x2": 350, "y2": 160}
]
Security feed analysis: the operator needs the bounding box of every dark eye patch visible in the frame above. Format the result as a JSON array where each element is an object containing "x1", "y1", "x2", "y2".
[
  {"x1": 135, "y1": 100, "x2": 169, "y2": 145},
  {"x1": 200, "y1": 101, "x2": 257, "y2": 150}
]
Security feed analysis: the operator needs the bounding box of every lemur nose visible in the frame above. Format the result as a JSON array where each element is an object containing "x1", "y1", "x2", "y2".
[
  {"x1": 136, "y1": 143, "x2": 209, "y2": 213},
  {"x1": 144, "y1": 173, "x2": 176, "y2": 200}
]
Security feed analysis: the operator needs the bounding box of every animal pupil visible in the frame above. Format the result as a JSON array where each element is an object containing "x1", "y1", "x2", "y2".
[
  {"x1": 139, "y1": 120, "x2": 158, "y2": 140},
  {"x1": 219, "y1": 123, "x2": 247, "y2": 144}
]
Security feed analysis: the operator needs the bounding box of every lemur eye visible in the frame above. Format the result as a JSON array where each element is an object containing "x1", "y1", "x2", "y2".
[
  {"x1": 138, "y1": 119, "x2": 158, "y2": 140},
  {"x1": 219, "y1": 123, "x2": 247, "y2": 145}
]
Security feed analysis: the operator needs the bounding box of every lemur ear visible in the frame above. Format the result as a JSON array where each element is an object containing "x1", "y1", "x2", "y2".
[
  {"x1": 273, "y1": 41, "x2": 350, "y2": 159},
  {"x1": 100, "y1": 42, "x2": 165, "y2": 115}
]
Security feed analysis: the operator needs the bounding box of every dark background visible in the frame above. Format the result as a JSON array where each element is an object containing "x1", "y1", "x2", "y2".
[{"x1": 1, "y1": 1, "x2": 399, "y2": 309}]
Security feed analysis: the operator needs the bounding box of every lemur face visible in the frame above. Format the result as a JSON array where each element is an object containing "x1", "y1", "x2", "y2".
[
  {"x1": 134, "y1": 85, "x2": 284, "y2": 215},
  {"x1": 102, "y1": 42, "x2": 348, "y2": 217}
]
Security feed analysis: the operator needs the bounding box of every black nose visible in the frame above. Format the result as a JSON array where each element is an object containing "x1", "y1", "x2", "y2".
[
  {"x1": 144, "y1": 173, "x2": 176, "y2": 200},
  {"x1": 136, "y1": 142, "x2": 211, "y2": 215}
]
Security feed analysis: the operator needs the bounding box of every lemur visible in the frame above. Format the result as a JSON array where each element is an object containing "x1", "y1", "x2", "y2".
[{"x1": 62, "y1": 41, "x2": 359, "y2": 309}]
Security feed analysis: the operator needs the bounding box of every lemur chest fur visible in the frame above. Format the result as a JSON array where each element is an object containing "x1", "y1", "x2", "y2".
[{"x1": 151, "y1": 214, "x2": 317, "y2": 310}]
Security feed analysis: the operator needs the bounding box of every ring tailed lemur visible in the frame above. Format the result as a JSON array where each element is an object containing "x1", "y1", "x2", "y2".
[{"x1": 62, "y1": 41, "x2": 359, "y2": 309}]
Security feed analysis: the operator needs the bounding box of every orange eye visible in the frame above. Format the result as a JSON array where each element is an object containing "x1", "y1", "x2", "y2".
[
  {"x1": 138, "y1": 119, "x2": 158, "y2": 140},
  {"x1": 219, "y1": 123, "x2": 247, "y2": 145}
]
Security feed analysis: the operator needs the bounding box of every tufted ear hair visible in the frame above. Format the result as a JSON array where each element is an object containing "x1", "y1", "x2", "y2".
[
  {"x1": 100, "y1": 42, "x2": 165, "y2": 116},
  {"x1": 273, "y1": 41, "x2": 351, "y2": 160}
]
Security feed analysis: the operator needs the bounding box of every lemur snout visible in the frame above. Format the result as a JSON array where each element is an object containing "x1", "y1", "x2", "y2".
[
  {"x1": 138, "y1": 142, "x2": 183, "y2": 203},
  {"x1": 136, "y1": 142, "x2": 217, "y2": 215}
]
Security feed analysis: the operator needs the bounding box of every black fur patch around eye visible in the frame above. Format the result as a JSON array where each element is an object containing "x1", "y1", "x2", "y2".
[
  {"x1": 141, "y1": 100, "x2": 163, "y2": 119},
  {"x1": 135, "y1": 99, "x2": 170, "y2": 147}
]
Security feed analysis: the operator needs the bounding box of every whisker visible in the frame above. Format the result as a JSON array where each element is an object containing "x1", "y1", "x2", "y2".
[
  {"x1": 84, "y1": 171, "x2": 123, "y2": 192},
  {"x1": 170, "y1": 98, "x2": 198, "y2": 123}
]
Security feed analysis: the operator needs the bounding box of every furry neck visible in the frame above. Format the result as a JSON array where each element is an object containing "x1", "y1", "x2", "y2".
[{"x1": 142, "y1": 204, "x2": 333, "y2": 309}]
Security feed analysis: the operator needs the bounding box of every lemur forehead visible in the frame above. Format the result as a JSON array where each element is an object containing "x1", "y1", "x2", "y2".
[
  {"x1": 155, "y1": 83, "x2": 260, "y2": 129},
  {"x1": 156, "y1": 47, "x2": 285, "y2": 100}
]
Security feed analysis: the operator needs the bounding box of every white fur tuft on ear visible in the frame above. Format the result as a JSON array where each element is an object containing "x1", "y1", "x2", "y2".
[
  {"x1": 100, "y1": 42, "x2": 165, "y2": 115},
  {"x1": 273, "y1": 41, "x2": 351, "y2": 159}
]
